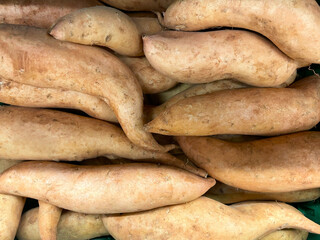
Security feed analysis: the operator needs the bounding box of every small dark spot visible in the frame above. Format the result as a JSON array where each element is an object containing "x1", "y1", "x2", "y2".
[
  {"x1": 47, "y1": 94, "x2": 52, "y2": 99},
  {"x1": 119, "y1": 27, "x2": 125, "y2": 33},
  {"x1": 105, "y1": 34, "x2": 112, "y2": 42}
]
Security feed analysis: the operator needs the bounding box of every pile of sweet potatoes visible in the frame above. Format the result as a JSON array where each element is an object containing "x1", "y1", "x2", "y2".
[{"x1": 0, "y1": 0, "x2": 320, "y2": 239}]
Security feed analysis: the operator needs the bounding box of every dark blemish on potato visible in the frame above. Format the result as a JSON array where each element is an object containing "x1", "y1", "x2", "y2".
[
  {"x1": 105, "y1": 34, "x2": 112, "y2": 42},
  {"x1": 119, "y1": 27, "x2": 125, "y2": 33},
  {"x1": 46, "y1": 94, "x2": 52, "y2": 99}
]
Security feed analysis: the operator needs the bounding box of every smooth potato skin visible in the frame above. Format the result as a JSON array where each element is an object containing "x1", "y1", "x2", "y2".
[
  {"x1": 104, "y1": 197, "x2": 320, "y2": 240},
  {"x1": 38, "y1": 202, "x2": 62, "y2": 240},
  {"x1": 0, "y1": 161, "x2": 215, "y2": 214},
  {"x1": 143, "y1": 31, "x2": 298, "y2": 87},
  {"x1": 177, "y1": 131, "x2": 320, "y2": 192},
  {"x1": 101, "y1": 0, "x2": 175, "y2": 11},
  {"x1": 132, "y1": 17, "x2": 163, "y2": 36},
  {"x1": 0, "y1": 0, "x2": 102, "y2": 28},
  {"x1": 146, "y1": 76, "x2": 320, "y2": 136},
  {"x1": 163, "y1": 0, "x2": 320, "y2": 64},
  {"x1": 17, "y1": 208, "x2": 109, "y2": 240},
  {"x1": 0, "y1": 24, "x2": 163, "y2": 151},
  {"x1": 0, "y1": 78, "x2": 117, "y2": 122},
  {"x1": 50, "y1": 6, "x2": 143, "y2": 56}
]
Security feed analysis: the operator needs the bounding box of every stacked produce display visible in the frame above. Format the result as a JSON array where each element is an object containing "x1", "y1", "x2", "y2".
[{"x1": 0, "y1": 0, "x2": 319, "y2": 239}]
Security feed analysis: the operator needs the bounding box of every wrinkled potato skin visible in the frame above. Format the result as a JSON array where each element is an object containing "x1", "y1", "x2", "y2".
[
  {"x1": 143, "y1": 31, "x2": 299, "y2": 87},
  {"x1": 206, "y1": 182, "x2": 320, "y2": 204},
  {"x1": 177, "y1": 131, "x2": 320, "y2": 192},
  {"x1": 0, "y1": 24, "x2": 164, "y2": 151},
  {"x1": 146, "y1": 76, "x2": 320, "y2": 136},
  {"x1": 0, "y1": 78, "x2": 117, "y2": 122},
  {"x1": 0, "y1": 161, "x2": 215, "y2": 214},
  {"x1": 38, "y1": 202, "x2": 62, "y2": 240},
  {"x1": 50, "y1": 6, "x2": 143, "y2": 56},
  {"x1": 260, "y1": 229, "x2": 308, "y2": 240},
  {"x1": 0, "y1": 0, "x2": 102, "y2": 28},
  {"x1": 101, "y1": 0, "x2": 175, "y2": 11},
  {"x1": 120, "y1": 57, "x2": 177, "y2": 94},
  {"x1": 163, "y1": 0, "x2": 320, "y2": 64},
  {"x1": 104, "y1": 197, "x2": 320, "y2": 240},
  {"x1": 17, "y1": 208, "x2": 109, "y2": 240}
]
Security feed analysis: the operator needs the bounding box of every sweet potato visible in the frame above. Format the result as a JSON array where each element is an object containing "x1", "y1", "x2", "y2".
[
  {"x1": 132, "y1": 17, "x2": 163, "y2": 36},
  {"x1": 103, "y1": 197, "x2": 320, "y2": 240},
  {"x1": 0, "y1": 107, "x2": 205, "y2": 176},
  {"x1": 163, "y1": 0, "x2": 320, "y2": 65},
  {"x1": 0, "y1": 24, "x2": 163, "y2": 151},
  {"x1": 38, "y1": 201, "x2": 62, "y2": 240},
  {"x1": 0, "y1": 78, "x2": 118, "y2": 122},
  {"x1": 143, "y1": 31, "x2": 299, "y2": 87},
  {"x1": 50, "y1": 6, "x2": 143, "y2": 56},
  {"x1": 146, "y1": 76, "x2": 320, "y2": 136},
  {"x1": 119, "y1": 56, "x2": 177, "y2": 94},
  {"x1": 0, "y1": 161, "x2": 215, "y2": 214},
  {"x1": 0, "y1": 0, "x2": 102, "y2": 28},
  {"x1": 177, "y1": 131, "x2": 320, "y2": 192},
  {"x1": 100, "y1": 0, "x2": 175, "y2": 11},
  {"x1": 261, "y1": 230, "x2": 308, "y2": 240},
  {"x1": 17, "y1": 208, "x2": 109, "y2": 240},
  {"x1": 206, "y1": 182, "x2": 320, "y2": 204}
]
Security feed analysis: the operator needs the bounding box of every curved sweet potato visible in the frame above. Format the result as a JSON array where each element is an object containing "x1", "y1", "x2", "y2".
[
  {"x1": 146, "y1": 76, "x2": 320, "y2": 136},
  {"x1": 177, "y1": 131, "x2": 320, "y2": 192},
  {"x1": 0, "y1": 24, "x2": 163, "y2": 151},
  {"x1": 0, "y1": 0, "x2": 102, "y2": 28},
  {"x1": 0, "y1": 161, "x2": 215, "y2": 214},
  {"x1": 100, "y1": 0, "x2": 175, "y2": 11},
  {"x1": 104, "y1": 197, "x2": 320, "y2": 239},
  {"x1": 163, "y1": 0, "x2": 320, "y2": 64},
  {"x1": 143, "y1": 31, "x2": 299, "y2": 87}
]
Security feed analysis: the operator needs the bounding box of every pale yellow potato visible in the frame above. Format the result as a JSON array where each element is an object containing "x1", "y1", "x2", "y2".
[
  {"x1": 260, "y1": 230, "x2": 308, "y2": 240},
  {"x1": 0, "y1": 161, "x2": 215, "y2": 214},
  {"x1": 119, "y1": 56, "x2": 177, "y2": 94},
  {"x1": 163, "y1": 0, "x2": 320, "y2": 65},
  {"x1": 38, "y1": 201, "x2": 62, "y2": 240},
  {"x1": 0, "y1": 78, "x2": 117, "y2": 122},
  {"x1": 17, "y1": 208, "x2": 109, "y2": 240},
  {"x1": 0, "y1": 107, "x2": 205, "y2": 176},
  {"x1": 50, "y1": 6, "x2": 143, "y2": 56},
  {"x1": 0, "y1": 24, "x2": 164, "y2": 151},
  {"x1": 104, "y1": 197, "x2": 320, "y2": 240},
  {"x1": 132, "y1": 17, "x2": 163, "y2": 36},
  {"x1": 0, "y1": 0, "x2": 102, "y2": 28},
  {"x1": 143, "y1": 31, "x2": 299, "y2": 87},
  {"x1": 206, "y1": 182, "x2": 320, "y2": 204},
  {"x1": 146, "y1": 76, "x2": 320, "y2": 136},
  {"x1": 177, "y1": 131, "x2": 320, "y2": 192},
  {"x1": 101, "y1": 0, "x2": 175, "y2": 11}
]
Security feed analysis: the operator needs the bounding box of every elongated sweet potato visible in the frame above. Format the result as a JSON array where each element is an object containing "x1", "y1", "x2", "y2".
[
  {"x1": 146, "y1": 76, "x2": 320, "y2": 136},
  {"x1": 50, "y1": 6, "x2": 143, "y2": 56},
  {"x1": 101, "y1": 0, "x2": 175, "y2": 11},
  {"x1": 0, "y1": 78, "x2": 117, "y2": 122},
  {"x1": 163, "y1": 0, "x2": 320, "y2": 64},
  {"x1": 0, "y1": 0, "x2": 102, "y2": 28},
  {"x1": 0, "y1": 107, "x2": 205, "y2": 176},
  {"x1": 104, "y1": 197, "x2": 320, "y2": 240},
  {"x1": 0, "y1": 24, "x2": 163, "y2": 151},
  {"x1": 0, "y1": 161, "x2": 215, "y2": 214},
  {"x1": 206, "y1": 182, "x2": 320, "y2": 204},
  {"x1": 119, "y1": 56, "x2": 177, "y2": 94},
  {"x1": 17, "y1": 208, "x2": 109, "y2": 240},
  {"x1": 38, "y1": 201, "x2": 62, "y2": 240},
  {"x1": 143, "y1": 31, "x2": 299, "y2": 87},
  {"x1": 177, "y1": 131, "x2": 320, "y2": 192}
]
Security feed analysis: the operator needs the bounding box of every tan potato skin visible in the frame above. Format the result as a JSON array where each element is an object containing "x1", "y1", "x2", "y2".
[
  {"x1": 132, "y1": 17, "x2": 163, "y2": 36},
  {"x1": 206, "y1": 182, "x2": 320, "y2": 204},
  {"x1": 0, "y1": 24, "x2": 163, "y2": 152},
  {"x1": 103, "y1": 197, "x2": 320, "y2": 240},
  {"x1": 143, "y1": 31, "x2": 299, "y2": 87},
  {"x1": 163, "y1": 0, "x2": 320, "y2": 65},
  {"x1": 0, "y1": 0, "x2": 102, "y2": 28},
  {"x1": 260, "y1": 230, "x2": 308, "y2": 240},
  {"x1": 119, "y1": 56, "x2": 177, "y2": 94},
  {"x1": 100, "y1": 0, "x2": 175, "y2": 11},
  {"x1": 0, "y1": 107, "x2": 206, "y2": 176},
  {"x1": 17, "y1": 208, "x2": 109, "y2": 240},
  {"x1": 38, "y1": 201, "x2": 62, "y2": 240},
  {"x1": 177, "y1": 131, "x2": 320, "y2": 192},
  {"x1": 50, "y1": 6, "x2": 143, "y2": 57},
  {"x1": 0, "y1": 161, "x2": 215, "y2": 214},
  {"x1": 146, "y1": 76, "x2": 320, "y2": 136},
  {"x1": 0, "y1": 78, "x2": 118, "y2": 122}
]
